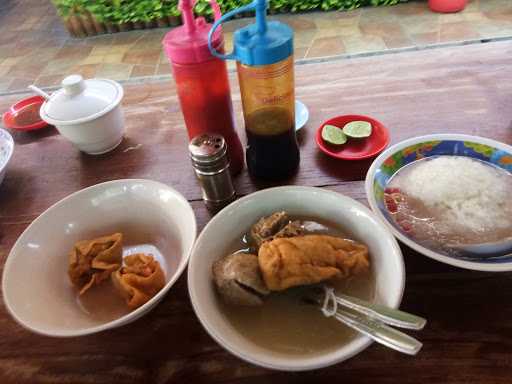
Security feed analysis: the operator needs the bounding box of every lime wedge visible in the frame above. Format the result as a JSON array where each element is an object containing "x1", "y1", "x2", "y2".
[
  {"x1": 322, "y1": 124, "x2": 347, "y2": 145},
  {"x1": 342, "y1": 121, "x2": 372, "y2": 138}
]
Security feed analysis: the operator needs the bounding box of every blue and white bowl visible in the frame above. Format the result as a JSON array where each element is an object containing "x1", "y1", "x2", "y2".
[
  {"x1": 0, "y1": 128, "x2": 14, "y2": 186},
  {"x1": 365, "y1": 134, "x2": 512, "y2": 272}
]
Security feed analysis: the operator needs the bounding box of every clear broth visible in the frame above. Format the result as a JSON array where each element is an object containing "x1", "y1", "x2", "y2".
[{"x1": 216, "y1": 217, "x2": 375, "y2": 355}]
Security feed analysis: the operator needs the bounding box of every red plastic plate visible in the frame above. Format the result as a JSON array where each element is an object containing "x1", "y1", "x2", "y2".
[
  {"x1": 2, "y1": 95, "x2": 49, "y2": 131},
  {"x1": 315, "y1": 114, "x2": 390, "y2": 160}
]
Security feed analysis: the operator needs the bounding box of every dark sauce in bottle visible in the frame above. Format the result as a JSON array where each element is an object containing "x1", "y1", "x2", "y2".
[{"x1": 245, "y1": 107, "x2": 300, "y2": 180}]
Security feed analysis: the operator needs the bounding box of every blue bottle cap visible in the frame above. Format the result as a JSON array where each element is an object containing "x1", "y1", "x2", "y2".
[
  {"x1": 234, "y1": 21, "x2": 293, "y2": 66},
  {"x1": 208, "y1": 0, "x2": 293, "y2": 66}
]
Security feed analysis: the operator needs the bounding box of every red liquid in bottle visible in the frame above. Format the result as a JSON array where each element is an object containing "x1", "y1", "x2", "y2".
[
  {"x1": 171, "y1": 57, "x2": 244, "y2": 175},
  {"x1": 163, "y1": 0, "x2": 244, "y2": 175}
]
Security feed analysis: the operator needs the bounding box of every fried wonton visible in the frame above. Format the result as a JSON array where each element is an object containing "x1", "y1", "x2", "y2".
[
  {"x1": 258, "y1": 234, "x2": 370, "y2": 291},
  {"x1": 111, "y1": 253, "x2": 165, "y2": 309},
  {"x1": 68, "y1": 232, "x2": 123, "y2": 295}
]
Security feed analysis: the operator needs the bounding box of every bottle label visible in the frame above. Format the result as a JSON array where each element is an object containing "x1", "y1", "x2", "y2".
[{"x1": 238, "y1": 56, "x2": 295, "y2": 136}]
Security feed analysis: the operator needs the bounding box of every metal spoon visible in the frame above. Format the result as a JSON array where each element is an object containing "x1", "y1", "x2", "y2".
[
  {"x1": 307, "y1": 286, "x2": 426, "y2": 330},
  {"x1": 304, "y1": 286, "x2": 426, "y2": 356},
  {"x1": 449, "y1": 237, "x2": 512, "y2": 258},
  {"x1": 331, "y1": 291, "x2": 426, "y2": 330},
  {"x1": 333, "y1": 306, "x2": 423, "y2": 355}
]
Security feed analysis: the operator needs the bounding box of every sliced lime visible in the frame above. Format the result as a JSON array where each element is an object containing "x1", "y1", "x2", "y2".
[
  {"x1": 322, "y1": 124, "x2": 347, "y2": 145},
  {"x1": 342, "y1": 121, "x2": 372, "y2": 138}
]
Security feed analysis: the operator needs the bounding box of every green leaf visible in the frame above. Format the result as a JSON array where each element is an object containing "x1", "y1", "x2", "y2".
[{"x1": 50, "y1": 0, "x2": 408, "y2": 25}]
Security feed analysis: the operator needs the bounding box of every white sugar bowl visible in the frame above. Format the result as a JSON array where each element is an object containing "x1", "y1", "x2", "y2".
[{"x1": 40, "y1": 75, "x2": 125, "y2": 155}]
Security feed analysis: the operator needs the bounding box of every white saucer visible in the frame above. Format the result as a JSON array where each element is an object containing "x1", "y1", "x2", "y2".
[{"x1": 295, "y1": 100, "x2": 309, "y2": 131}]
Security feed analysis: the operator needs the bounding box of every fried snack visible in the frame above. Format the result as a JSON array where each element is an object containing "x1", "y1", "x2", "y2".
[
  {"x1": 250, "y1": 211, "x2": 289, "y2": 247},
  {"x1": 258, "y1": 234, "x2": 370, "y2": 291},
  {"x1": 112, "y1": 253, "x2": 165, "y2": 309},
  {"x1": 68, "y1": 232, "x2": 123, "y2": 295},
  {"x1": 250, "y1": 211, "x2": 304, "y2": 248},
  {"x1": 274, "y1": 221, "x2": 304, "y2": 240}
]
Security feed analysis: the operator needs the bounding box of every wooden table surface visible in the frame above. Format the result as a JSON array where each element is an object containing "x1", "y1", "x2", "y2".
[{"x1": 1, "y1": 40, "x2": 512, "y2": 383}]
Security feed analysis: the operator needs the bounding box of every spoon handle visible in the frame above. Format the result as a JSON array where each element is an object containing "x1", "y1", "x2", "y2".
[
  {"x1": 334, "y1": 308, "x2": 423, "y2": 355},
  {"x1": 28, "y1": 85, "x2": 51, "y2": 100},
  {"x1": 334, "y1": 292, "x2": 426, "y2": 330}
]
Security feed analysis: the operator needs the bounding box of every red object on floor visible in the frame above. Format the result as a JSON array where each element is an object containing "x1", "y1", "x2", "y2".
[
  {"x1": 2, "y1": 95, "x2": 49, "y2": 131},
  {"x1": 315, "y1": 114, "x2": 389, "y2": 161},
  {"x1": 428, "y1": 0, "x2": 466, "y2": 13}
]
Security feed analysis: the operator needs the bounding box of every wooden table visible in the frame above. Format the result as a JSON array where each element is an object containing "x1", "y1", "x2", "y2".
[{"x1": 1, "y1": 41, "x2": 512, "y2": 383}]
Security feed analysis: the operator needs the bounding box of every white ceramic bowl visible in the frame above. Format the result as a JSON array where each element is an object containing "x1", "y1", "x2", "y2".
[
  {"x1": 2, "y1": 179, "x2": 196, "y2": 337},
  {"x1": 40, "y1": 76, "x2": 125, "y2": 155},
  {"x1": 0, "y1": 128, "x2": 14, "y2": 185},
  {"x1": 365, "y1": 133, "x2": 512, "y2": 272},
  {"x1": 188, "y1": 186, "x2": 404, "y2": 371},
  {"x1": 52, "y1": 104, "x2": 125, "y2": 155}
]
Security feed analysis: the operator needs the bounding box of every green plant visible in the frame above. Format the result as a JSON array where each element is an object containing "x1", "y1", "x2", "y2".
[
  {"x1": 85, "y1": 0, "x2": 114, "y2": 22},
  {"x1": 51, "y1": 0, "x2": 88, "y2": 17},
  {"x1": 194, "y1": 0, "x2": 213, "y2": 17},
  {"x1": 321, "y1": 0, "x2": 360, "y2": 11},
  {"x1": 162, "y1": 0, "x2": 181, "y2": 17},
  {"x1": 270, "y1": 0, "x2": 290, "y2": 13},
  {"x1": 369, "y1": 0, "x2": 400, "y2": 6},
  {"x1": 290, "y1": 0, "x2": 321, "y2": 12},
  {"x1": 51, "y1": 0, "x2": 409, "y2": 25}
]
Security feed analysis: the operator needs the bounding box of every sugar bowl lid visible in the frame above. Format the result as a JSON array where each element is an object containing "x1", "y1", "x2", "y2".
[{"x1": 40, "y1": 75, "x2": 123, "y2": 125}]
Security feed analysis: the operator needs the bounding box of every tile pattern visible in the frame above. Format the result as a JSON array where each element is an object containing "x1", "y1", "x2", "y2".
[{"x1": 1, "y1": 0, "x2": 512, "y2": 93}]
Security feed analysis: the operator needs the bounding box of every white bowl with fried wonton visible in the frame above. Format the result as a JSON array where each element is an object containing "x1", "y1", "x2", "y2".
[
  {"x1": 188, "y1": 186, "x2": 405, "y2": 371},
  {"x1": 2, "y1": 179, "x2": 196, "y2": 337}
]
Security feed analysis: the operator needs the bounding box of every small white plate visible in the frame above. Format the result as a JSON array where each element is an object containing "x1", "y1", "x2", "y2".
[{"x1": 295, "y1": 100, "x2": 309, "y2": 131}]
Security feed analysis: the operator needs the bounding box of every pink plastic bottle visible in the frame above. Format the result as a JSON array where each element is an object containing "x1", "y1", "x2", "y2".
[{"x1": 162, "y1": 0, "x2": 244, "y2": 175}]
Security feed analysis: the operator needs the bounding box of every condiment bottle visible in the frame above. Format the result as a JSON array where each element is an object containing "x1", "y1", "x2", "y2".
[
  {"x1": 189, "y1": 133, "x2": 236, "y2": 211},
  {"x1": 162, "y1": 0, "x2": 244, "y2": 175},
  {"x1": 208, "y1": 0, "x2": 299, "y2": 180}
]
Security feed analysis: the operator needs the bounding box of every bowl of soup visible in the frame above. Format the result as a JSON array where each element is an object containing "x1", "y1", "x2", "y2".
[
  {"x1": 188, "y1": 186, "x2": 404, "y2": 371},
  {"x1": 365, "y1": 134, "x2": 512, "y2": 272}
]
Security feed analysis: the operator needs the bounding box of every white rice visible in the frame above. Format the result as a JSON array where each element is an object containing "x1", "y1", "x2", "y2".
[{"x1": 393, "y1": 156, "x2": 512, "y2": 233}]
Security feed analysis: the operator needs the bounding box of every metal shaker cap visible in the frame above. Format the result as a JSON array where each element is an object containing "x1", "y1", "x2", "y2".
[{"x1": 189, "y1": 133, "x2": 228, "y2": 171}]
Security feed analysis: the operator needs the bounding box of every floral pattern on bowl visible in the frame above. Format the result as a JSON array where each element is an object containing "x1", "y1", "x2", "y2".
[
  {"x1": 366, "y1": 134, "x2": 512, "y2": 271},
  {"x1": 0, "y1": 128, "x2": 14, "y2": 185},
  {"x1": 373, "y1": 140, "x2": 512, "y2": 214}
]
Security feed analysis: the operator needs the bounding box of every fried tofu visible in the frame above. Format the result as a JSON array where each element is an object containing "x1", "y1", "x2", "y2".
[{"x1": 258, "y1": 235, "x2": 370, "y2": 291}]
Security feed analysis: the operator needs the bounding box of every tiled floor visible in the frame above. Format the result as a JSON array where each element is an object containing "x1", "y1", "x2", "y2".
[{"x1": 1, "y1": 0, "x2": 512, "y2": 93}]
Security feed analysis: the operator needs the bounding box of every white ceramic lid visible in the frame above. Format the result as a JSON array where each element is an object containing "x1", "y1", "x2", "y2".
[{"x1": 40, "y1": 75, "x2": 123, "y2": 125}]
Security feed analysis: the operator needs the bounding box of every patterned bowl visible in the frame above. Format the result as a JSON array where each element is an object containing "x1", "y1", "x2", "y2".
[
  {"x1": 365, "y1": 134, "x2": 512, "y2": 272},
  {"x1": 0, "y1": 128, "x2": 14, "y2": 186}
]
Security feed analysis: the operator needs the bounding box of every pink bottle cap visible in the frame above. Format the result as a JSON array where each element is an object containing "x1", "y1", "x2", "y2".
[{"x1": 162, "y1": 0, "x2": 224, "y2": 65}]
